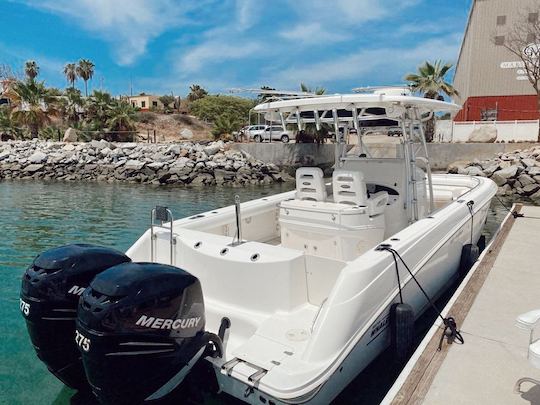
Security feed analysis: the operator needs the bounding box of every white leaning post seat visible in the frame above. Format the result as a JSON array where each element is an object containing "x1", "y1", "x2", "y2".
[
  {"x1": 514, "y1": 309, "x2": 540, "y2": 393},
  {"x1": 333, "y1": 170, "x2": 388, "y2": 216},
  {"x1": 296, "y1": 167, "x2": 327, "y2": 202}
]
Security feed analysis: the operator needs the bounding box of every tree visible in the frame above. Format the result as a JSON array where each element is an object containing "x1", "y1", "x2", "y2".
[
  {"x1": 159, "y1": 94, "x2": 176, "y2": 111},
  {"x1": 85, "y1": 90, "x2": 113, "y2": 128},
  {"x1": 404, "y1": 60, "x2": 458, "y2": 141},
  {"x1": 76, "y1": 59, "x2": 95, "y2": 97},
  {"x1": 186, "y1": 84, "x2": 208, "y2": 102},
  {"x1": 106, "y1": 101, "x2": 137, "y2": 141},
  {"x1": 189, "y1": 95, "x2": 255, "y2": 126},
  {"x1": 0, "y1": 105, "x2": 21, "y2": 140},
  {"x1": 5, "y1": 80, "x2": 57, "y2": 138},
  {"x1": 211, "y1": 113, "x2": 242, "y2": 139},
  {"x1": 24, "y1": 60, "x2": 39, "y2": 81},
  {"x1": 63, "y1": 63, "x2": 77, "y2": 88},
  {"x1": 300, "y1": 82, "x2": 326, "y2": 95},
  {"x1": 500, "y1": 9, "x2": 540, "y2": 126},
  {"x1": 60, "y1": 88, "x2": 85, "y2": 124}
]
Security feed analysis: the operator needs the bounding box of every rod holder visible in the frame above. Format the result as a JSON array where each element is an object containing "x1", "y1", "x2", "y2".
[{"x1": 232, "y1": 195, "x2": 243, "y2": 246}]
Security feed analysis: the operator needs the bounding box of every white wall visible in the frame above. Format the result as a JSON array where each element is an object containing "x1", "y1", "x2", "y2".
[{"x1": 436, "y1": 120, "x2": 540, "y2": 143}]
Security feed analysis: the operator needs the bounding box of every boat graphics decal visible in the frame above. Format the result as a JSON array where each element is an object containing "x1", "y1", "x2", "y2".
[{"x1": 135, "y1": 315, "x2": 202, "y2": 330}]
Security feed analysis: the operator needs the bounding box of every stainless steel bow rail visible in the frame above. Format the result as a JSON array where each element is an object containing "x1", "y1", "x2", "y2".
[{"x1": 150, "y1": 206, "x2": 176, "y2": 264}]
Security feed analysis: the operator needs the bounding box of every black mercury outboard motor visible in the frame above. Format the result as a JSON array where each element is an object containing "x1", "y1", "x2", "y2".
[
  {"x1": 76, "y1": 262, "x2": 223, "y2": 404},
  {"x1": 20, "y1": 244, "x2": 131, "y2": 389}
]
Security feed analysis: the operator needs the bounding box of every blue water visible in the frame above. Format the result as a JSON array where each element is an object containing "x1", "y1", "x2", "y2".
[{"x1": 0, "y1": 180, "x2": 510, "y2": 404}]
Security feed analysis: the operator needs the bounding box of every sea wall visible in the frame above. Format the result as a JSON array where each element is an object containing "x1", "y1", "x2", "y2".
[{"x1": 0, "y1": 140, "x2": 293, "y2": 186}]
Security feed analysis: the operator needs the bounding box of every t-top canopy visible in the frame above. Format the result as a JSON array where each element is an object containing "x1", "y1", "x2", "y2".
[{"x1": 253, "y1": 93, "x2": 461, "y2": 115}]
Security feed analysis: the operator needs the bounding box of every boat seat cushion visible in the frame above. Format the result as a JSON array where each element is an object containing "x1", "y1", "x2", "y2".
[{"x1": 296, "y1": 167, "x2": 327, "y2": 202}]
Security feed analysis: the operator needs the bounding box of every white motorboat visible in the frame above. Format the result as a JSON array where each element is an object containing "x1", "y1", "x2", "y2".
[{"x1": 20, "y1": 88, "x2": 497, "y2": 404}]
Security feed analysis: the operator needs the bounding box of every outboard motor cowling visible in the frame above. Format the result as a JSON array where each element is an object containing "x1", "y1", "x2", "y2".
[
  {"x1": 76, "y1": 262, "x2": 221, "y2": 404},
  {"x1": 20, "y1": 244, "x2": 131, "y2": 389}
]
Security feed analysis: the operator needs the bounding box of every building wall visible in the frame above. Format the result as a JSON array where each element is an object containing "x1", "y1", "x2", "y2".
[
  {"x1": 453, "y1": 0, "x2": 540, "y2": 121},
  {"x1": 454, "y1": 95, "x2": 539, "y2": 121},
  {"x1": 127, "y1": 95, "x2": 163, "y2": 111}
]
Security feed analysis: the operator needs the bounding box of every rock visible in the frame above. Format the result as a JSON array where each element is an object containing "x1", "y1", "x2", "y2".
[
  {"x1": 180, "y1": 128, "x2": 194, "y2": 140},
  {"x1": 124, "y1": 159, "x2": 145, "y2": 170},
  {"x1": 465, "y1": 166, "x2": 485, "y2": 177},
  {"x1": 518, "y1": 173, "x2": 535, "y2": 186},
  {"x1": 24, "y1": 164, "x2": 44, "y2": 173},
  {"x1": 100, "y1": 147, "x2": 112, "y2": 156},
  {"x1": 522, "y1": 158, "x2": 537, "y2": 168},
  {"x1": 63, "y1": 128, "x2": 78, "y2": 142},
  {"x1": 0, "y1": 151, "x2": 10, "y2": 161},
  {"x1": 522, "y1": 184, "x2": 540, "y2": 196},
  {"x1": 62, "y1": 143, "x2": 76, "y2": 151},
  {"x1": 495, "y1": 165, "x2": 518, "y2": 179},
  {"x1": 29, "y1": 151, "x2": 47, "y2": 164},
  {"x1": 530, "y1": 189, "x2": 540, "y2": 201},
  {"x1": 468, "y1": 125, "x2": 497, "y2": 143},
  {"x1": 447, "y1": 161, "x2": 469, "y2": 174},
  {"x1": 204, "y1": 144, "x2": 221, "y2": 156},
  {"x1": 497, "y1": 184, "x2": 512, "y2": 196},
  {"x1": 528, "y1": 167, "x2": 540, "y2": 176}
]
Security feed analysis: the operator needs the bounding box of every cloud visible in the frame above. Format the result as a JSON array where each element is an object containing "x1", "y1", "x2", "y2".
[
  {"x1": 17, "y1": 0, "x2": 195, "y2": 65},
  {"x1": 268, "y1": 34, "x2": 462, "y2": 89},
  {"x1": 280, "y1": 23, "x2": 349, "y2": 44},
  {"x1": 178, "y1": 38, "x2": 262, "y2": 73}
]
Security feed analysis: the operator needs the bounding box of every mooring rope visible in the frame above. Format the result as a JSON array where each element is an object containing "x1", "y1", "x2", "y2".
[{"x1": 377, "y1": 244, "x2": 465, "y2": 350}]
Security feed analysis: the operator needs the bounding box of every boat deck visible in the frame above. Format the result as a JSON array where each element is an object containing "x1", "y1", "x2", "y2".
[{"x1": 384, "y1": 204, "x2": 540, "y2": 405}]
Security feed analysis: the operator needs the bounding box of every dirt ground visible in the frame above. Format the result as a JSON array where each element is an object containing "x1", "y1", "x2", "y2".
[{"x1": 135, "y1": 113, "x2": 213, "y2": 142}]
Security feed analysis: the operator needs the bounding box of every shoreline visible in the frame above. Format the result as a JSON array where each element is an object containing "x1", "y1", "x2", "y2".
[{"x1": 0, "y1": 140, "x2": 293, "y2": 186}]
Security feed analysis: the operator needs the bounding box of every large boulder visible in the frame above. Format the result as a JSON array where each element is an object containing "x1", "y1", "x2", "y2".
[
  {"x1": 63, "y1": 128, "x2": 78, "y2": 142},
  {"x1": 180, "y1": 128, "x2": 194, "y2": 140},
  {"x1": 468, "y1": 125, "x2": 497, "y2": 143}
]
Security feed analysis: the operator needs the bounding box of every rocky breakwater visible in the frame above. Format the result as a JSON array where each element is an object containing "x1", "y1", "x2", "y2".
[
  {"x1": 0, "y1": 140, "x2": 293, "y2": 186},
  {"x1": 448, "y1": 146, "x2": 540, "y2": 199}
]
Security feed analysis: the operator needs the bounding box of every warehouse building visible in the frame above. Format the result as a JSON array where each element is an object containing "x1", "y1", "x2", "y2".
[{"x1": 453, "y1": 0, "x2": 540, "y2": 121}]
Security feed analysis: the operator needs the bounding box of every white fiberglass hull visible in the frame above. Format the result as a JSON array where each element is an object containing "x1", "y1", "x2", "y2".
[{"x1": 126, "y1": 174, "x2": 497, "y2": 405}]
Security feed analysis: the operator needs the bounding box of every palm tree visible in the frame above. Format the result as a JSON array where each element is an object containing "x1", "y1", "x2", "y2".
[
  {"x1": 107, "y1": 101, "x2": 137, "y2": 141},
  {"x1": 60, "y1": 88, "x2": 85, "y2": 124},
  {"x1": 63, "y1": 63, "x2": 77, "y2": 88},
  {"x1": 86, "y1": 90, "x2": 113, "y2": 126},
  {"x1": 300, "y1": 83, "x2": 326, "y2": 95},
  {"x1": 187, "y1": 84, "x2": 208, "y2": 102},
  {"x1": 404, "y1": 60, "x2": 458, "y2": 142},
  {"x1": 24, "y1": 60, "x2": 39, "y2": 81},
  {"x1": 5, "y1": 80, "x2": 57, "y2": 138},
  {"x1": 76, "y1": 59, "x2": 95, "y2": 97},
  {"x1": 404, "y1": 60, "x2": 458, "y2": 99}
]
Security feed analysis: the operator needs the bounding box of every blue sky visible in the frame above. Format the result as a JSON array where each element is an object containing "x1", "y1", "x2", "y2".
[{"x1": 0, "y1": 0, "x2": 471, "y2": 97}]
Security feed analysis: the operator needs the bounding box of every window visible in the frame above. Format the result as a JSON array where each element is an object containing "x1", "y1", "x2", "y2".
[
  {"x1": 131, "y1": 102, "x2": 136, "y2": 107},
  {"x1": 494, "y1": 35, "x2": 505, "y2": 46},
  {"x1": 527, "y1": 33, "x2": 536, "y2": 43},
  {"x1": 152, "y1": 101, "x2": 158, "y2": 107},
  {"x1": 141, "y1": 101, "x2": 146, "y2": 108},
  {"x1": 529, "y1": 12, "x2": 538, "y2": 23},
  {"x1": 496, "y1": 15, "x2": 506, "y2": 26}
]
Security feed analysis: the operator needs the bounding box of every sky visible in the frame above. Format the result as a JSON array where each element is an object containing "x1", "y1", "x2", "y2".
[{"x1": 0, "y1": 0, "x2": 472, "y2": 97}]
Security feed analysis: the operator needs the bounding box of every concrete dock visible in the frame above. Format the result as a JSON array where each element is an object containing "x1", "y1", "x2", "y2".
[{"x1": 384, "y1": 204, "x2": 540, "y2": 405}]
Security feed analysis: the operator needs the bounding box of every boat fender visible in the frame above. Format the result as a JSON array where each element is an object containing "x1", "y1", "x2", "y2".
[
  {"x1": 390, "y1": 303, "x2": 415, "y2": 364},
  {"x1": 459, "y1": 244, "x2": 479, "y2": 278},
  {"x1": 477, "y1": 235, "x2": 486, "y2": 253},
  {"x1": 19, "y1": 244, "x2": 131, "y2": 390}
]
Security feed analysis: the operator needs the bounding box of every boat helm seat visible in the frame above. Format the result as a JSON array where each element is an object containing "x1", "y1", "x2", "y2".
[
  {"x1": 333, "y1": 169, "x2": 389, "y2": 217},
  {"x1": 296, "y1": 167, "x2": 327, "y2": 202}
]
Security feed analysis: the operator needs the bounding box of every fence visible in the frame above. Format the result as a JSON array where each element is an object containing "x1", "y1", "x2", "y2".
[{"x1": 436, "y1": 120, "x2": 540, "y2": 143}]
